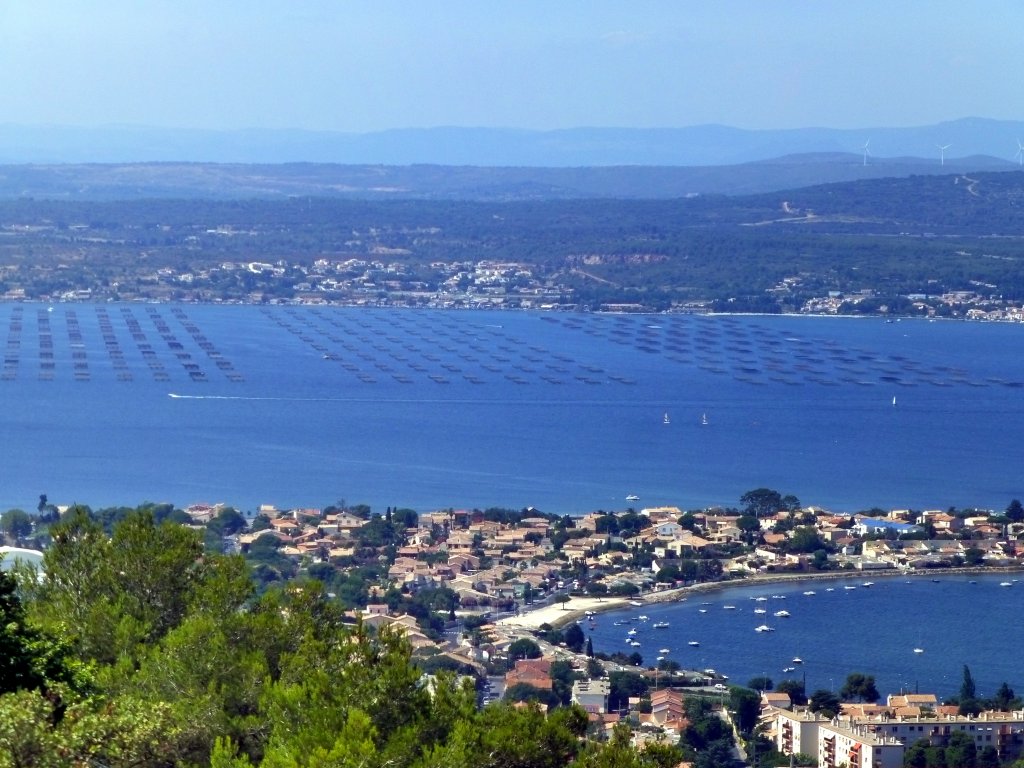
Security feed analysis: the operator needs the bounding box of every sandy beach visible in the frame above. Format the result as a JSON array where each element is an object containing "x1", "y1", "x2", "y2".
[{"x1": 497, "y1": 596, "x2": 629, "y2": 629}]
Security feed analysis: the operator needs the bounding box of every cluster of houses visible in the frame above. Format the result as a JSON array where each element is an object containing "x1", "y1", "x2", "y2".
[
  {"x1": 497, "y1": 655, "x2": 690, "y2": 746},
  {"x1": 184, "y1": 501, "x2": 1024, "y2": 621},
  {"x1": 174, "y1": 500, "x2": 1024, "y2": 759},
  {"x1": 763, "y1": 693, "x2": 1024, "y2": 768}
]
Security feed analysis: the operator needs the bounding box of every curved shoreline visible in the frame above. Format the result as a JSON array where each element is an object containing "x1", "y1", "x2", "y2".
[{"x1": 501, "y1": 566, "x2": 1024, "y2": 631}]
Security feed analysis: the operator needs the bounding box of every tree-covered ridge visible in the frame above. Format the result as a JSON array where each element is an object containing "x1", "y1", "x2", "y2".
[{"x1": 0, "y1": 171, "x2": 1023, "y2": 311}]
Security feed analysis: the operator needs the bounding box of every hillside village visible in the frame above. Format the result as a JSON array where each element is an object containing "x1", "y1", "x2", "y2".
[
  {"x1": 4, "y1": 495, "x2": 1024, "y2": 766},
  {"x1": 166, "y1": 498, "x2": 1024, "y2": 756}
]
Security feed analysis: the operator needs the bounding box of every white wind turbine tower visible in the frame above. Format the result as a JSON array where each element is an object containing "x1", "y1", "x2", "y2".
[
  {"x1": 861, "y1": 139, "x2": 871, "y2": 166},
  {"x1": 1015, "y1": 140, "x2": 1024, "y2": 167},
  {"x1": 937, "y1": 143, "x2": 952, "y2": 166}
]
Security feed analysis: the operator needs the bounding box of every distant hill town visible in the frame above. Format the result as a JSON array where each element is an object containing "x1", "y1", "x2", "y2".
[{"x1": 1, "y1": 169, "x2": 1024, "y2": 318}]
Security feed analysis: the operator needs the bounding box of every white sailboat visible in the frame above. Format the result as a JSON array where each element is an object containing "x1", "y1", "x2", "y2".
[
  {"x1": 701, "y1": 412, "x2": 709, "y2": 426},
  {"x1": 663, "y1": 412, "x2": 670, "y2": 425}
]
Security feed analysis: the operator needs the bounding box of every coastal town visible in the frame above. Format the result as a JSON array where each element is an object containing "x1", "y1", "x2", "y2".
[
  {"x1": 4, "y1": 493, "x2": 1024, "y2": 766},
  {"x1": 199, "y1": 497, "x2": 1024, "y2": 766},
  {"x1": 7, "y1": 253, "x2": 1024, "y2": 322},
  {"x1": 17, "y1": 495, "x2": 1022, "y2": 767}
]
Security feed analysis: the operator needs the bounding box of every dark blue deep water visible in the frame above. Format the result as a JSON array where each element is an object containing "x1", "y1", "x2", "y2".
[
  {"x1": 0, "y1": 304, "x2": 1022, "y2": 515},
  {"x1": 586, "y1": 573, "x2": 1024, "y2": 701}
]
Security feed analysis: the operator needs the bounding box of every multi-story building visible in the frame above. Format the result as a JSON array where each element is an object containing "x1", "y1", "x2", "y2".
[{"x1": 770, "y1": 706, "x2": 1024, "y2": 768}]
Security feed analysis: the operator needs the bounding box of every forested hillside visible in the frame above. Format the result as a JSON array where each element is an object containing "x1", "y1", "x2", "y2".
[{"x1": 0, "y1": 170, "x2": 1022, "y2": 311}]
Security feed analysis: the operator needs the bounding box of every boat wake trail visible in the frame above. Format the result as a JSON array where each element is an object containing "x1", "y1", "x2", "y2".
[{"x1": 167, "y1": 393, "x2": 342, "y2": 402}]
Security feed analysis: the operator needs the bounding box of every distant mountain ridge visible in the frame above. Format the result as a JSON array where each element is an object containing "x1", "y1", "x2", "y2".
[
  {"x1": 0, "y1": 153, "x2": 1016, "y2": 201},
  {"x1": 1, "y1": 117, "x2": 1024, "y2": 166}
]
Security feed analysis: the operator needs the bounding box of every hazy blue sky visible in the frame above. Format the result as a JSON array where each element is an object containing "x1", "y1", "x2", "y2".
[{"x1": 2, "y1": 1, "x2": 1021, "y2": 132}]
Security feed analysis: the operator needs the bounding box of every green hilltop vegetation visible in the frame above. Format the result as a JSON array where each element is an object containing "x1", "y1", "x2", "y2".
[
  {"x1": 0, "y1": 169, "x2": 1023, "y2": 312},
  {"x1": 5, "y1": 494, "x2": 1024, "y2": 765},
  {"x1": 0, "y1": 505, "x2": 690, "y2": 768}
]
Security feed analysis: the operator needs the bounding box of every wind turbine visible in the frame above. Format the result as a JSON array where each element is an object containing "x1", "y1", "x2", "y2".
[
  {"x1": 937, "y1": 143, "x2": 951, "y2": 167},
  {"x1": 861, "y1": 139, "x2": 871, "y2": 166},
  {"x1": 1015, "y1": 140, "x2": 1024, "y2": 167}
]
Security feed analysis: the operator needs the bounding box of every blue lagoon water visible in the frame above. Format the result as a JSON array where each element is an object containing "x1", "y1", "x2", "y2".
[
  {"x1": 0, "y1": 304, "x2": 1022, "y2": 514},
  {"x1": 587, "y1": 574, "x2": 1024, "y2": 701}
]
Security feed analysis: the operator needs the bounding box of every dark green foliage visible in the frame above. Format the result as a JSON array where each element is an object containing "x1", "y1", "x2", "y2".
[
  {"x1": 3, "y1": 501, "x2": 697, "y2": 767},
  {"x1": 564, "y1": 622, "x2": 586, "y2": 653},
  {"x1": 607, "y1": 671, "x2": 649, "y2": 714},
  {"x1": 508, "y1": 638, "x2": 542, "y2": 661},
  {"x1": 787, "y1": 525, "x2": 828, "y2": 554},
  {"x1": 207, "y1": 507, "x2": 248, "y2": 537},
  {"x1": 728, "y1": 686, "x2": 761, "y2": 734},
  {"x1": 958, "y1": 664, "x2": 979, "y2": 714},
  {"x1": 0, "y1": 508, "x2": 32, "y2": 540},
  {"x1": 905, "y1": 738, "x2": 930, "y2": 768},
  {"x1": 945, "y1": 731, "x2": 977, "y2": 768},
  {"x1": 809, "y1": 689, "x2": 841, "y2": 718},
  {"x1": 774, "y1": 684, "x2": 806, "y2": 708},
  {"x1": 1006, "y1": 499, "x2": 1024, "y2": 523},
  {"x1": 747, "y1": 675, "x2": 773, "y2": 692},
  {"x1": 992, "y1": 681, "x2": 1017, "y2": 711},
  {"x1": 0, "y1": 571, "x2": 84, "y2": 696},
  {"x1": 681, "y1": 696, "x2": 731, "y2": 753},
  {"x1": 977, "y1": 745, "x2": 1000, "y2": 768},
  {"x1": 840, "y1": 672, "x2": 881, "y2": 703},
  {"x1": 741, "y1": 488, "x2": 798, "y2": 517}
]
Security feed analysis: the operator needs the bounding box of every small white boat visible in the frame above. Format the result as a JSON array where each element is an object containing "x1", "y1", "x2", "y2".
[
  {"x1": 862, "y1": 581, "x2": 874, "y2": 588},
  {"x1": 659, "y1": 648, "x2": 671, "y2": 654},
  {"x1": 755, "y1": 624, "x2": 773, "y2": 633},
  {"x1": 783, "y1": 666, "x2": 795, "y2": 673},
  {"x1": 653, "y1": 621, "x2": 669, "y2": 629},
  {"x1": 688, "y1": 640, "x2": 700, "y2": 647},
  {"x1": 1000, "y1": 582, "x2": 1013, "y2": 587},
  {"x1": 626, "y1": 494, "x2": 639, "y2": 502},
  {"x1": 753, "y1": 608, "x2": 767, "y2": 615},
  {"x1": 638, "y1": 615, "x2": 649, "y2": 621},
  {"x1": 663, "y1": 412, "x2": 671, "y2": 425},
  {"x1": 698, "y1": 608, "x2": 707, "y2": 613},
  {"x1": 627, "y1": 628, "x2": 637, "y2": 636},
  {"x1": 701, "y1": 412, "x2": 709, "y2": 426},
  {"x1": 803, "y1": 590, "x2": 816, "y2": 596},
  {"x1": 629, "y1": 600, "x2": 644, "y2": 607},
  {"x1": 914, "y1": 648, "x2": 924, "y2": 654},
  {"x1": 723, "y1": 605, "x2": 736, "y2": 610},
  {"x1": 629, "y1": 640, "x2": 641, "y2": 647},
  {"x1": 792, "y1": 657, "x2": 803, "y2": 664},
  {"x1": 825, "y1": 587, "x2": 835, "y2": 592},
  {"x1": 844, "y1": 585, "x2": 857, "y2": 590},
  {"x1": 774, "y1": 610, "x2": 791, "y2": 618}
]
